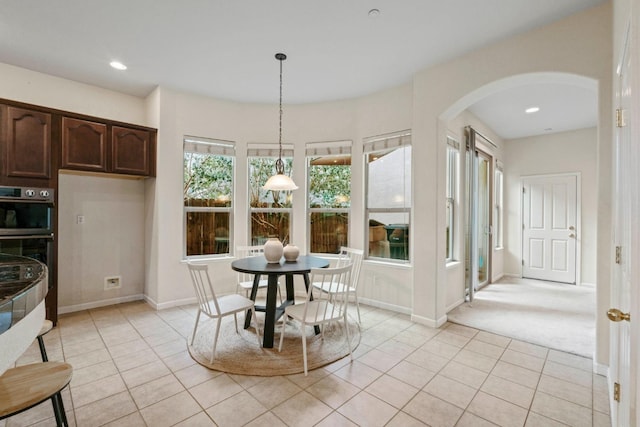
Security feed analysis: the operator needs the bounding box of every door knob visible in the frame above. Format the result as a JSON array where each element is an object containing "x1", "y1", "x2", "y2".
[
  {"x1": 569, "y1": 234, "x2": 575, "y2": 238},
  {"x1": 569, "y1": 226, "x2": 575, "y2": 230},
  {"x1": 607, "y1": 308, "x2": 630, "y2": 322}
]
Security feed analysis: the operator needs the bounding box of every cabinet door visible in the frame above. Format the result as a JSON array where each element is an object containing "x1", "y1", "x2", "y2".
[
  {"x1": 62, "y1": 117, "x2": 108, "y2": 172},
  {"x1": 111, "y1": 126, "x2": 151, "y2": 176},
  {"x1": 6, "y1": 107, "x2": 51, "y2": 179}
]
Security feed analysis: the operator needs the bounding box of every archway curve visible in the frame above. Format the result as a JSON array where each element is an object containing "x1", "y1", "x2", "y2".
[{"x1": 439, "y1": 71, "x2": 598, "y2": 121}]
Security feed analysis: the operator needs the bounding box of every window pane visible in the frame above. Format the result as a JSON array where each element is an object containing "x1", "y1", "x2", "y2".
[
  {"x1": 367, "y1": 146, "x2": 411, "y2": 209},
  {"x1": 250, "y1": 212, "x2": 290, "y2": 245},
  {"x1": 310, "y1": 212, "x2": 348, "y2": 254},
  {"x1": 368, "y1": 212, "x2": 410, "y2": 261},
  {"x1": 446, "y1": 199, "x2": 453, "y2": 260},
  {"x1": 184, "y1": 153, "x2": 233, "y2": 205},
  {"x1": 309, "y1": 157, "x2": 351, "y2": 208},
  {"x1": 249, "y1": 157, "x2": 293, "y2": 208},
  {"x1": 183, "y1": 146, "x2": 233, "y2": 258},
  {"x1": 186, "y1": 211, "x2": 230, "y2": 256}
]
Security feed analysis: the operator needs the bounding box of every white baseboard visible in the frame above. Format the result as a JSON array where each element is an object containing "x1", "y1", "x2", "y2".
[
  {"x1": 358, "y1": 297, "x2": 411, "y2": 315},
  {"x1": 446, "y1": 298, "x2": 465, "y2": 313},
  {"x1": 492, "y1": 273, "x2": 505, "y2": 282},
  {"x1": 503, "y1": 273, "x2": 521, "y2": 278},
  {"x1": 580, "y1": 282, "x2": 596, "y2": 288},
  {"x1": 411, "y1": 313, "x2": 448, "y2": 328},
  {"x1": 58, "y1": 294, "x2": 145, "y2": 314},
  {"x1": 593, "y1": 361, "x2": 609, "y2": 376},
  {"x1": 144, "y1": 295, "x2": 198, "y2": 310}
]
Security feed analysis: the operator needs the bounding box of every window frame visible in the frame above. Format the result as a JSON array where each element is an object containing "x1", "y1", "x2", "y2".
[
  {"x1": 183, "y1": 136, "x2": 235, "y2": 259},
  {"x1": 247, "y1": 143, "x2": 294, "y2": 246},
  {"x1": 364, "y1": 131, "x2": 412, "y2": 263},
  {"x1": 306, "y1": 140, "x2": 352, "y2": 255},
  {"x1": 446, "y1": 137, "x2": 460, "y2": 263},
  {"x1": 494, "y1": 163, "x2": 504, "y2": 249}
]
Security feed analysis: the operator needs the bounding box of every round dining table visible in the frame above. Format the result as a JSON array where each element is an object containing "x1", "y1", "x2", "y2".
[{"x1": 231, "y1": 255, "x2": 329, "y2": 348}]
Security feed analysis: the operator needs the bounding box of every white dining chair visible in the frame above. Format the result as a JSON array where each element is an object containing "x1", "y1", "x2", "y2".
[
  {"x1": 187, "y1": 261, "x2": 261, "y2": 363},
  {"x1": 278, "y1": 263, "x2": 354, "y2": 375},
  {"x1": 236, "y1": 245, "x2": 282, "y2": 303},
  {"x1": 313, "y1": 246, "x2": 364, "y2": 323}
]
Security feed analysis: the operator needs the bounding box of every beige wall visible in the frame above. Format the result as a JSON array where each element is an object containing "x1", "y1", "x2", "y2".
[
  {"x1": 504, "y1": 128, "x2": 598, "y2": 285},
  {"x1": 58, "y1": 173, "x2": 146, "y2": 311}
]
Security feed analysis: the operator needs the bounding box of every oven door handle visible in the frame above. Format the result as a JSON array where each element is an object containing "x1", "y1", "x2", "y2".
[{"x1": 0, "y1": 234, "x2": 54, "y2": 240}]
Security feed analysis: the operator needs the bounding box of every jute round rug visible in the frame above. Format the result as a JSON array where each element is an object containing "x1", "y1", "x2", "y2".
[{"x1": 187, "y1": 314, "x2": 360, "y2": 376}]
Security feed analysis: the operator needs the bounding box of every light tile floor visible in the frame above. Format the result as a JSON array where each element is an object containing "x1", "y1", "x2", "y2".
[{"x1": 2, "y1": 301, "x2": 611, "y2": 427}]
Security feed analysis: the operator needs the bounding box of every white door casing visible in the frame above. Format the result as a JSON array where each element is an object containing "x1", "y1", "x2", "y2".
[{"x1": 522, "y1": 174, "x2": 577, "y2": 284}]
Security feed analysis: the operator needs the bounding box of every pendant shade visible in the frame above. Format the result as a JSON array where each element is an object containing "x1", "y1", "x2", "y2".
[{"x1": 263, "y1": 172, "x2": 299, "y2": 191}]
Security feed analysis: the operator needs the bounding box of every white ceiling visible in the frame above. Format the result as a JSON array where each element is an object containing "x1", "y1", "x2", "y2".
[{"x1": 0, "y1": 0, "x2": 604, "y2": 139}]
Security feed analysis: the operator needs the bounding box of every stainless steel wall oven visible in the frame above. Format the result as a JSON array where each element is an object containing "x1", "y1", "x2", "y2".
[{"x1": 0, "y1": 186, "x2": 54, "y2": 316}]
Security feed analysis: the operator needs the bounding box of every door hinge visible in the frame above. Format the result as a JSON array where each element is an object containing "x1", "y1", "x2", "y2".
[
  {"x1": 616, "y1": 108, "x2": 626, "y2": 128},
  {"x1": 614, "y1": 382, "x2": 621, "y2": 402},
  {"x1": 522, "y1": 187, "x2": 525, "y2": 194},
  {"x1": 522, "y1": 259, "x2": 524, "y2": 266},
  {"x1": 615, "y1": 246, "x2": 622, "y2": 264}
]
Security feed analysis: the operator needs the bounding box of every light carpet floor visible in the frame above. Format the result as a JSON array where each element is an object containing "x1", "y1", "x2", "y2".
[{"x1": 447, "y1": 277, "x2": 595, "y2": 358}]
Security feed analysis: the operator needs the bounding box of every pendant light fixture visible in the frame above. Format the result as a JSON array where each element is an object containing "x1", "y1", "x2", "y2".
[{"x1": 263, "y1": 53, "x2": 299, "y2": 191}]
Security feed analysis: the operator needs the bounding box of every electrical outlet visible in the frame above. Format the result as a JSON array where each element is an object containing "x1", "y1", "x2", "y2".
[
  {"x1": 76, "y1": 215, "x2": 85, "y2": 224},
  {"x1": 104, "y1": 276, "x2": 121, "y2": 290}
]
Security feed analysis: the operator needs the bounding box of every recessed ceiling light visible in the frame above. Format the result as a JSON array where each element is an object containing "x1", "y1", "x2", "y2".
[
  {"x1": 525, "y1": 107, "x2": 540, "y2": 114},
  {"x1": 368, "y1": 8, "x2": 380, "y2": 18},
  {"x1": 110, "y1": 61, "x2": 127, "y2": 71}
]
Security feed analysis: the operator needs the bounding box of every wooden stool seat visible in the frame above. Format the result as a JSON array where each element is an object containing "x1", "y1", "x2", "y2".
[{"x1": 0, "y1": 362, "x2": 72, "y2": 421}]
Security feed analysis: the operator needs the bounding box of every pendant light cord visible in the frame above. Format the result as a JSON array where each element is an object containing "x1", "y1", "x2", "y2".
[{"x1": 276, "y1": 53, "x2": 286, "y2": 174}]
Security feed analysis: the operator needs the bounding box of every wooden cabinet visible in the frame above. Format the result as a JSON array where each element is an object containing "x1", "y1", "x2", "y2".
[
  {"x1": 112, "y1": 126, "x2": 153, "y2": 176},
  {"x1": 3, "y1": 106, "x2": 52, "y2": 181},
  {"x1": 61, "y1": 118, "x2": 155, "y2": 177},
  {"x1": 62, "y1": 117, "x2": 107, "y2": 172}
]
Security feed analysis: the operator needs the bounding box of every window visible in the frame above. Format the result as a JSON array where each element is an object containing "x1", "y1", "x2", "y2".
[
  {"x1": 446, "y1": 137, "x2": 459, "y2": 262},
  {"x1": 307, "y1": 141, "x2": 351, "y2": 254},
  {"x1": 183, "y1": 137, "x2": 234, "y2": 258},
  {"x1": 248, "y1": 143, "x2": 294, "y2": 245},
  {"x1": 494, "y1": 163, "x2": 504, "y2": 249},
  {"x1": 365, "y1": 131, "x2": 411, "y2": 262}
]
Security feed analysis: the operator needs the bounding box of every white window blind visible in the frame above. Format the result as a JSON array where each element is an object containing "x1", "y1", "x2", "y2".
[
  {"x1": 247, "y1": 143, "x2": 294, "y2": 157},
  {"x1": 305, "y1": 140, "x2": 352, "y2": 156},
  {"x1": 363, "y1": 131, "x2": 411, "y2": 153},
  {"x1": 184, "y1": 136, "x2": 235, "y2": 155}
]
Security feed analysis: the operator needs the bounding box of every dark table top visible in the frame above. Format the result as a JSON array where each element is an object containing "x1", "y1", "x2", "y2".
[{"x1": 231, "y1": 255, "x2": 329, "y2": 275}]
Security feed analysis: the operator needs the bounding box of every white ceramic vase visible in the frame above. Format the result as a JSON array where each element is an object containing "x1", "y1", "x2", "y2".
[
  {"x1": 263, "y1": 238, "x2": 283, "y2": 263},
  {"x1": 283, "y1": 244, "x2": 300, "y2": 262}
]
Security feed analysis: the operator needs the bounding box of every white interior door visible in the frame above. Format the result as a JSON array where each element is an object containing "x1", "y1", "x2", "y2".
[
  {"x1": 609, "y1": 25, "x2": 634, "y2": 426},
  {"x1": 522, "y1": 175, "x2": 577, "y2": 284}
]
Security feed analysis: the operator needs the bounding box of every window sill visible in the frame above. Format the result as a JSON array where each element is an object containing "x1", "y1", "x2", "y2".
[
  {"x1": 181, "y1": 255, "x2": 234, "y2": 263},
  {"x1": 364, "y1": 259, "x2": 412, "y2": 269},
  {"x1": 446, "y1": 260, "x2": 461, "y2": 270}
]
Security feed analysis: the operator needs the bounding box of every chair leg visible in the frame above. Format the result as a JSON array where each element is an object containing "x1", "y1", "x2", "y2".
[
  {"x1": 354, "y1": 292, "x2": 361, "y2": 324},
  {"x1": 302, "y1": 332, "x2": 308, "y2": 376},
  {"x1": 37, "y1": 335, "x2": 49, "y2": 362},
  {"x1": 251, "y1": 307, "x2": 261, "y2": 345},
  {"x1": 344, "y1": 314, "x2": 353, "y2": 361},
  {"x1": 50, "y1": 391, "x2": 68, "y2": 427},
  {"x1": 190, "y1": 310, "x2": 201, "y2": 345},
  {"x1": 278, "y1": 314, "x2": 286, "y2": 352},
  {"x1": 233, "y1": 313, "x2": 239, "y2": 333},
  {"x1": 210, "y1": 318, "x2": 222, "y2": 364}
]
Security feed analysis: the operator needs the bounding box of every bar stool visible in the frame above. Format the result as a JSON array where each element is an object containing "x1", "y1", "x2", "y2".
[
  {"x1": 0, "y1": 362, "x2": 73, "y2": 426},
  {"x1": 37, "y1": 320, "x2": 70, "y2": 426}
]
